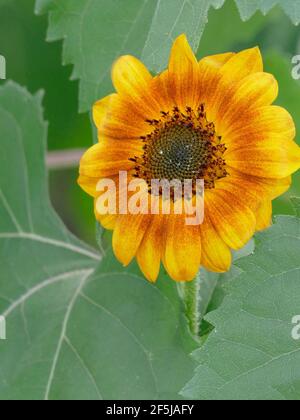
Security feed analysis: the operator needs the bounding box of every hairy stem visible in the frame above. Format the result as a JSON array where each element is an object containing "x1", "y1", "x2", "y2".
[{"x1": 178, "y1": 273, "x2": 201, "y2": 339}]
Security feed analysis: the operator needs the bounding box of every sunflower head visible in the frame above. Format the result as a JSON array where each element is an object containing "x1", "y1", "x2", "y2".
[
  {"x1": 79, "y1": 34, "x2": 300, "y2": 283},
  {"x1": 132, "y1": 104, "x2": 228, "y2": 192}
]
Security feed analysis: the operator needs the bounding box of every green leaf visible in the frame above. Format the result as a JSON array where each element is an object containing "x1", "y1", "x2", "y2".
[
  {"x1": 182, "y1": 211, "x2": 300, "y2": 400},
  {"x1": 198, "y1": 0, "x2": 268, "y2": 56},
  {"x1": 0, "y1": 82, "x2": 196, "y2": 400},
  {"x1": 197, "y1": 240, "x2": 255, "y2": 338},
  {"x1": 0, "y1": 0, "x2": 12, "y2": 6},
  {"x1": 34, "y1": 0, "x2": 222, "y2": 112},
  {"x1": 34, "y1": 0, "x2": 300, "y2": 112},
  {"x1": 234, "y1": 0, "x2": 300, "y2": 25},
  {"x1": 177, "y1": 239, "x2": 255, "y2": 341},
  {"x1": 140, "y1": 0, "x2": 223, "y2": 71},
  {"x1": 291, "y1": 197, "x2": 300, "y2": 217},
  {"x1": 34, "y1": 0, "x2": 51, "y2": 12}
]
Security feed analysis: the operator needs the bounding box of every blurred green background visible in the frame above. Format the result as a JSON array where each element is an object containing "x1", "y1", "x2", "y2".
[{"x1": 0, "y1": 0, "x2": 299, "y2": 247}]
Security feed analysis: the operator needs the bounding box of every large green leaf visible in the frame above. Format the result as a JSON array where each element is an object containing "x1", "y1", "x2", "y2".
[
  {"x1": 198, "y1": 0, "x2": 268, "y2": 56},
  {"x1": 35, "y1": 0, "x2": 300, "y2": 112},
  {"x1": 34, "y1": 0, "x2": 221, "y2": 112},
  {"x1": 182, "y1": 210, "x2": 300, "y2": 400},
  {"x1": 0, "y1": 82, "x2": 196, "y2": 400},
  {"x1": 0, "y1": 0, "x2": 11, "y2": 5},
  {"x1": 177, "y1": 240, "x2": 255, "y2": 340},
  {"x1": 292, "y1": 197, "x2": 300, "y2": 217},
  {"x1": 235, "y1": 0, "x2": 300, "y2": 25}
]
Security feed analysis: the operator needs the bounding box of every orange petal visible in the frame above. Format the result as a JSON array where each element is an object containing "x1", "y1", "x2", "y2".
[
  {"x1": 95, "y1": 207, "x2": 117, "y2": 230},
  {"x1": 151, "y1": 69, "x2": 174, "y2": 112},
  {"x1": 225, "y1": 169, "x2": 291, "y2": 201},
  {"x1": 226, "y1": 139, "x2": 300, "y2": 179},
  {"x1": 112, "y1": 55, "x2": 152, "y2": 94},
  {"x1": 206, "y1": 189, "x2": 256, "y2": 250},
  {"x1": 215, "y1": 72, "x2": 278, "y2": 132},
  {"x1": 163, "y1": 214, "x2": 201, "y2": 282},
  {"x1": 199, "y1": 52, "x2": 235, "y2": 68},
  {"x1": 112, "y1": 55, "x2": 159, "y2": 117},
  {"x1": 168, "y1": 34, "x2": 200, "y2": 110},
  {"x1": 198, "y1": 52, "x2": 235, "y2": 106},
  {"x1": 79, "y1": 141, "x2": 141, "y2": 178},
  {"x1": 224, "y1": 105, "x2": 295, "y2": 143},
  {"x1": 256, "y1": 200, "x2": 272, "y2": 231},
  {"x1": 78, "y1": 174, "x2": 99, "y2": 198},
  {"x1": 93, "y1": 94, "x2": 117, "y2": 130},
  {"x1": 113, "y1": 213, "x2": 152, "y2": 266},
  {"x1": 100, "y1": 98, "x2": 151, "y2": 140},
  {"x1": 218, "y1": 46, "x2": 263, "y2": 82},
  {"x1": 215, "y1": 175, "x2": 269, "y2": 212},
  {"x1": 201, "y1": 213, "x2": 232, "y2": 273},
  {"x1": 93, "y1": 94, "x2": 150, "y2": 141},
  {"x1": 205, "y1": 47, "x2": 263, "y2": 120},
  {"x1": 270, "y1": 176, "x2": 291, "y2": 199},
  {"x1": 136, "y1": 215, "x2": 164, "y2": 283}
]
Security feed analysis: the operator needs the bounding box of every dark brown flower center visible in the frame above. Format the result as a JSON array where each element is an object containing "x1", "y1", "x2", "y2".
[
  {"x1": 145, "y1": 124, "x2": 210, "y2": 181},
  {"x1": 130, "y1": 105, "x2": 228, "y2": 193}
]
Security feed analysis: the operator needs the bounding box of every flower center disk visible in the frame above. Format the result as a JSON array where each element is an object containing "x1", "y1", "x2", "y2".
[{"x1": 131, "y1": 105, "x2": 228, "y2": 193}]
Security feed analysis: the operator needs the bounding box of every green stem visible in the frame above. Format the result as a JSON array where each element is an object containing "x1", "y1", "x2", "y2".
[
  {"x1": 178, "y1": 272, "x2": 201, "y2": 339},
  {"x1": 46, "y1": 148, "x2": 86, "y2": 170}
]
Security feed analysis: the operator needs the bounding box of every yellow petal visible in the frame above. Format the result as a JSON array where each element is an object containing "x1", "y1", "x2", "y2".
[
  {"x1": 198, "y1": 52, "x2": 235, "y2": 105},
  {"x1": 256, "y1": 200, "x2": 272, "y2": 231},
  {"x1": 93, "y1": 94, "x2": 149, "y2": 142},
  {"x1": 112, "y1": 55, "x2": 159, "y2": 117},
  {"x1": 113, "y1": 213, "x2": 152, "y2": 266},
  {"x1": 151, "y1": 69, "x2": 174, "y2": 112},
  {"x1": 78, "y1": 174, "x2": 99, "y2": 198},
  {"x1": 226, "y1": 139, "x2": 300, "y2": 179},
  {"x1": 215, "y1": 72, "x2": 278, "y2": 132},
  {"x1": 168, "y1": 34, "x2": 200, "y2": 110},
  {"x1": 112, "y1": 55, "x2": 152, "y2": 95},
  {"x1": 226, "y1": 169, "x2": 291, "y2": 201},
  {"x1": 93, "y1": 94, "x2": 117, "y2": 130},
  {"x1": 205, "y1": 47, "x2": 263, "y2": 120},
  {"x1": 163, "y1": 214, "x2": 201, "y2": 282},
  {"x1": 95, "y1": 208, "x2": 117, "y2": 230},
  {"x1": 215, "y1": 175, "x2": 266, "y2": 212},
  {"x1": 206, "y1": 189, "x2": 256, "y2": 250},
  {"x1": 136, "y1": 215, "x2": 164, "y2": 283},
  {"x1": 218, "y1": 46, "x2": 263, "y2": 82},
  {"x1": 99, "y1": 96, "x2": 151, "y2": 140},
  {"x1": 270, "y1": 176, "x2": 291, "y2": 199},
  {"x1": 79, "y1": 141, "x2": 141, "y2": 178},
  {"x1": 224, "y1": 106, "x2": 296, "y2": 152},
  {"x1": 224, "y1": 105, "x2": 295, "y2": 143},
  {"x1": 201, "y1": 213, "x2": 232, "y2": 273},
  {"x1": 199, "y1": 52, "x2": 235, "y2": 68}
]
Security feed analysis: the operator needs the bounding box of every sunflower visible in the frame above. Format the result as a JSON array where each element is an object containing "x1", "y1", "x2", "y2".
[{"x1": 78, "y1": 34, "x2": 300, "y2": 283}]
